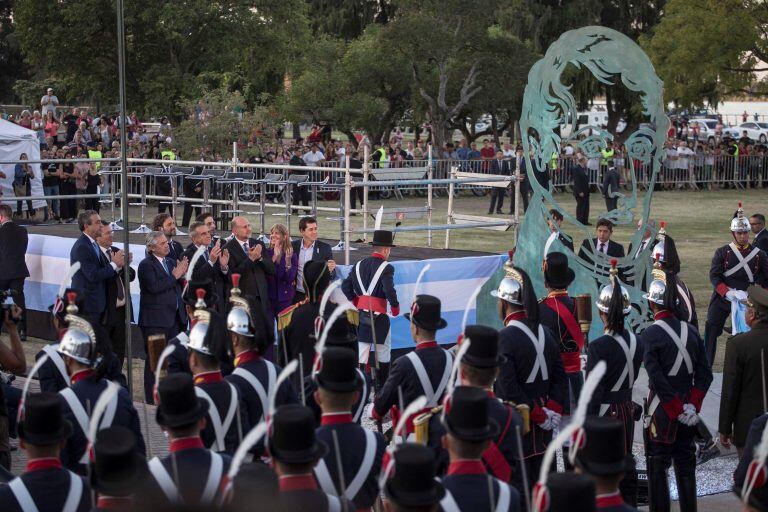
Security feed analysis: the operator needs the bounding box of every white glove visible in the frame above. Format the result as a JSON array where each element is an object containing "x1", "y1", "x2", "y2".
[
  {"x1": 538, "y1": 408, "x2": 560, "y2": 431},
  {"x1": 725, "y1": 289, "x2": 738, "y2": 301},
  {"x1": 733, "y1": 290, "x2": 748, "y2": 301},
  {"x1": 677, "y1": 404, "x2": 699, "y2": 426},
  {"x1": 551, "y1": 412, "x2": 562, "y2": 430}
]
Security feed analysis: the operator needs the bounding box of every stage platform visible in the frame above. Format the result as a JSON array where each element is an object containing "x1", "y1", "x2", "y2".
[{"x1": 23, "y1": 222, "x2": 494, "y2": 265}]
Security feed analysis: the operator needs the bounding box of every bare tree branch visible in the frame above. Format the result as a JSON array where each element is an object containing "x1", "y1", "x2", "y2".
[
  {"x1": 437, "y1": 61, "x2": 449, "y2": 111},
  {"x1": 447, "y1": 60, "x2": 482, "y2": 120}
]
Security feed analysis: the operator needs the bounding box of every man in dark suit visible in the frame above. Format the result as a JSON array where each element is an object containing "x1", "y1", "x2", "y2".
[
  {"x1": 0, "y1": 204, "x2": 30, "y2": 338},
  {"x1": 578, "y1": 218, "x2": 626, "y2": 281},
  {"x1": 751, "y1": 213, "x2": 768, "y2": 253},
  {"x1": 602, "y1": 165, "x2": 620, "y2": 212},
  {"x1": 70, "y1": 210, "x2": 125, "y2": 322},
  {"x1": 719, "y1": 286, "x2": 768, "y2": 456},
  {"x1": 183, "y1": 221, "x2": 230, "y2": 313},
  {"x1": 511, "y1": 146, "x2": 530, "y2": 212},
  {"x1": 292, "y1": 216, "x2": 336, "y2": 304},
  {"x1": 96, "y1": 221, "x2": 135, "y2": 371},
  {"x1": 138, "y1": 231, "x2": 189, "y2": 403},
  {"x1": 152, "y1": 213, "x2": 184, "y2": 262},
  {"x1": 289, "y1": 147, "x2": 310, "y2": 213},
  {"x1": 224, "y1": 216, "x2": 275, "y2": 342},
  {"x1": 571, "y1": 151, "x2": 590, "y2": 225},
  {"x1": 487, "y1": 150, "x2": 512, "y2": 214}
]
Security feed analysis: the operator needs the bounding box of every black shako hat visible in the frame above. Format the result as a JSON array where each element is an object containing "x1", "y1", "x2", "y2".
[
  {"x1": 443, "y1": 386, "x2": 500, "y2": 442},
  {"x1": 384, "y1": 443, "x2": 445, "y2": 507},
  {"x1": 545, "y1": 472, "x2": 596, "y2": 512},
  {"x1": 404, "y1": 294, "x2": 448, "y2": 330},
  {"x1": 461, "y1": 324, "x2": 504, "y2": 368},
  {"x1": 370, "y1": 230, "x2": 395, "y2": 247},
  {"x1": 183, "y1": 278, "x2": 218, "y2": 307},
  {"x1": 302, "y1": 260, "x2": 330, "y2": 303},
  {"x1": 18, "y1": 392, "x2": 73, "y2": 446},
  {"x1": 91, "y1": 426, "x2": 147, "y2": 497},
  {"x1": 575, "y1": 416, "x2": 631, "y2": 476},
  {"x1": 315, "y1": 347, "x2": 361, "y2": 393},
  {"x1": 544, "y1": 251, "x2": 575, "y2": 289},
  {"x1": 268, "y1": 404, "x2": 328, "y2": 464},
  {"x1": 324, "y1": 312, "x2": 357, "y2": 350},
  {"x1": 155, "y1": 373, "x2": 209, "y2": 428}
]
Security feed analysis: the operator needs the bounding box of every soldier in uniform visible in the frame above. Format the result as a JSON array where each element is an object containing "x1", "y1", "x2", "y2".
[
  {"x1": 0, "y1": 393, "x2": 92, "y2": 512},
  {"x1": 538, "y1": 251, "x2": 586, "y2": 449},
  {"x1": 186, "y1": 296, "x2": 249, "y2": 454},
  {"x1": 438, "y1": 386, "x2": 521, "y2": 512},
  {"x1": 704, "y1": 203, "x2": 768, "y2": 366},
  {"x1": 642, "y1": 267, "x2": 713, "y2": 512},
  {"x1": 382, "y1": 443, "x2": 445, "y2": 512},
  {"x1": 143, "y1": 373, "x2": 231, "y2": 508},
  {"x1": 342, "y1": 228, "x2": 400, "y2": 386},
  {"x1": 493, "y1": 262, "x2": 567, "y2": 490},
  {"x1": 651, "y1": 222, "x2": 697, "y2": 330},
  {"x1": 54, "y1": 293, "x2": 145, "y2": 474},
  {"x1": 456, "y1": 324, "x2": 524, "y2": 495},
  {"x1": 269, "y1": 404, "x2": 354, "y2": 511},
  {"x1": 226, "y1": 274, "x2": 297, "y2": 457},
  {"x1": 305, "y1": 313, "x2": 369, "y2": 425},
  {"x1": 587, "y1": 259, "x2": 642, "y2": 506},
  {"x1": 312, "y1": 347, "x2": 386, "y2": 510},
  {"x1": 575, "y1": 417, "x2": 638, "y2": 512},
  {"x1": 90, "y1": 426, "x2": 147, "y2": 512},
  {"x1": 278, "y1": 260, "x2": 331, "y2": 381},
  {"x1": 372, "y1": 295, "x2": 451, "y2": 451}
]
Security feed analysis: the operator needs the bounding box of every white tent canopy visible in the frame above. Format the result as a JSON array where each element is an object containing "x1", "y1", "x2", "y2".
[{"x1": 0, "y1": 118, "x2": 46, "y2": 211}]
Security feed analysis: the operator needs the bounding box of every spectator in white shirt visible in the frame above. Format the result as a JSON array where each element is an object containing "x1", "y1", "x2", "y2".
[
  {"x1": 302, "y1": 144, "x2": 325, "y2": 166},
  {"x1": 40, "y1": 88, "x2": 59, "y2": 117}
]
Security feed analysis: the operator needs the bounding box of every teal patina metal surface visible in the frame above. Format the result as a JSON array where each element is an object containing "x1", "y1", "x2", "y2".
[{"x1": 480, "y1": 26, "x2": 670, "y2": 337}]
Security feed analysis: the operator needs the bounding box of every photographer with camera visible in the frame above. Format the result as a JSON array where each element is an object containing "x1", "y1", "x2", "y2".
[{"x1": 0, "y1": 301, "x2": 26, "y2": 472}]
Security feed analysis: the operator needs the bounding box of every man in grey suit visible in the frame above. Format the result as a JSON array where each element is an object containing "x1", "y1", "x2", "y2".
[{"x1": 292, "y1": 216, "x2": 336, "y2": 304}]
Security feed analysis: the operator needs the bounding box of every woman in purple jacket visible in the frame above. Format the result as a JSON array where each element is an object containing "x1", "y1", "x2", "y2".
[{"x1": 266, "y1": 223, "x2": 299, "y2": 325}]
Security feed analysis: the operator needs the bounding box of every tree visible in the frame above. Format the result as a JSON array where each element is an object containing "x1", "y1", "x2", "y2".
[
  {"x1": 13, "y1": 0, "x2": 310, "y2": 117},
  {"x1": 172, "y1": 87, "x2": 278, "y2": 159},
  {"x1": 641, "y1": 0, "x2": 760, "y2": 108},
  {"x1": 0, "y1": 0, "x2": 30, "y2": 103},
  {"x1": 306, "y1": 0, "x2": 379, "y2": 40}
]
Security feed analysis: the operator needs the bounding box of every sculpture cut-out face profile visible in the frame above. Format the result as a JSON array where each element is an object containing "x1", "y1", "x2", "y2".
[{"x1": 515, "y1": 26, "x2": 670, "y2": 334}]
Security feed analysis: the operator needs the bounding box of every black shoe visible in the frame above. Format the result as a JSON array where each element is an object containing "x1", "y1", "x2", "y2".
[
  {"x1": 496, "y1": 210, "x2": 502, "y2": 214},
  {"x1": 696, "y1": 439, "x2": 721, "y2": 465},
  {"x1": 487, "y1": 210, "x2": 494, "y2": 214}
]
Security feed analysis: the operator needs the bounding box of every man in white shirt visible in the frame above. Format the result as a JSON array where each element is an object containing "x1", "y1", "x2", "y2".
[
  {"x1": 291, "y1": 216, "x2": 336, "y2": 304},
  {"x1": 302, "y1": 144, "x2": 325, "y2": 166},
  {"x1": 40, "y1": 88, "x2": 59, "y2": 117},
  {"x1": 676, "y1": 140, "x2": 695, "y2": 189}
]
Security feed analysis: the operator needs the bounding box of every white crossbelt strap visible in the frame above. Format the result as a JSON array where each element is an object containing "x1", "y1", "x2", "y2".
[
  {"x1": 405, "y1": 350, "x2": 452, "y2": 407},
  {"x1": 508, "y1": 320, "x2": 548, "y2": 383},
  {"x1": 353, "y1": 368, "x2": 367, "y2": 423},
  {"x1": 60, "y1": 387, "x2": 118, "y2": 464},
  {"x1": 440, "y1": 489, "x2": 461, "y2": 512},
  {"x1": 725, "y1": 243, "x2": 759, "y2": 281},
  {"x1": 148, "y1": 458, "x2": 182, "y2": 504},
  {"x1": 42, "y1": 344, "x2": 70, "y2": 386},
  {"x1": 314, "y1": 428, "x2": 377, "y2": 502},
  {"x1": 611, "y1": 332, "x2": 637, "y2": 391},
  {"x1": 677, "y1": 284, "x2": 694, "y2": 323},
  {"x1": 195, "y1": 385, "x2": 239, "y2": 452},
  {"x1": 495, "y1": 480, "x2": 511, "y2": 512},
  {"x1": 200, "y1": 453, "x2": 224, "y2": 505},
  {"x1": 326, "y1": 495, "x2": 341, "y2": 512},
  {"x1": 232, "y1": 361, "x2": 276, "y2": 422},
  {"x1": 355, "y1": 260, "x2": 390, "y2": 296},
  {"x1": 62, "y1": 471, "x2": 83, "y2": 512},
  {"x1": 148, "y1": 453, "x2": 223, "y2": 506},
  {"x1": 655, "y1": 320, "x2": 692, "y2": 376},
  {"x1": 8, "y1": 478, "x2": 39, "y2": 512}
]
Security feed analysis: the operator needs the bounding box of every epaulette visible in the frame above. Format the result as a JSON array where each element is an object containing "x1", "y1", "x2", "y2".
[
  {"x1": 277, "y1": 300, "x2": 306, "y2": 331},
  {"x1": 345, "y1": 308, "x2": 360, "y2": 327}
]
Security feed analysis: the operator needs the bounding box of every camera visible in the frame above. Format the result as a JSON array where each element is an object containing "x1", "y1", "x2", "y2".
[{"x1": 0, "y1": 289, "x2": 15, "y2": 311}]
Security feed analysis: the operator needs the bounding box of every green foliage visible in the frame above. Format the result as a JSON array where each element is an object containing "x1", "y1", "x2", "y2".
[
  {"x1": 642, "y1": 0, "x2": 759, "y2": 108},
  {"x1": 172, "y1": 87, "x2": 279, "y2": 158},
  {"x1": 12, "y1": 0, "x2": 309, "y2": 117}
]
